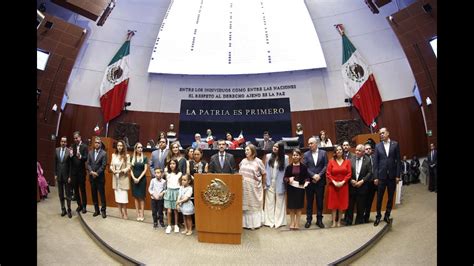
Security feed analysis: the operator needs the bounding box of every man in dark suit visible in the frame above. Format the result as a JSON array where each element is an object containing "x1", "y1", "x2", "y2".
[
  {"x1": 55, "y1": 136, "x2": 72, "y2": 218},
  {"x1": 342, "y1": 140, "x2": 355, "y2": 160},
  {"x1": 86, "y1": 137, "x2": 108, "y2": 218},
  {"x1": 257, "y1": 131, "x2": 275, "y2": 150},
  {"x1": 345, "y1": 144, "x2": 372, "y2": 225},
  {"x1": 303, "y1": 136, "x2": 328, "y2": 228},
  {"x1": 209, "y1": 139, "x2": 236, "y2": 174},
  {"x1": 373, "y1": 127, "x2": 401, "y2": 226},
  {"x1": 427, "y1": 143, "x2": 437, "y2": 192},
  {"x1": 70, "y1": 131, "x2": 89, "y2": 213},
  {"x1": 401, "y1": 155, "x2": 410, "y2": 185},
  {"x1": 150, "y1": 137, "x2": 169, "y2": 176},
  {"x1": 363, "y1": 143, "x2": 376, "y2": 223}
]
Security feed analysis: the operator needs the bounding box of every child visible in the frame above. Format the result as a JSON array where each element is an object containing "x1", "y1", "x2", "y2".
[
  {"x1": 163, "y1": 159, "x2": 182, "y2": 234},
  {"x1": 148, "y1": 168, "x2": 167, "y2": 229},
  {"x1": 176, "y1": 174, "x2": 194, "y2": 236}
]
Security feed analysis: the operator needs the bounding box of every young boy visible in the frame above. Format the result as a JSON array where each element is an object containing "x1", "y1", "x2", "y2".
[{"x1": 148, "y1": 168, "x2": 166, "y2": 229}]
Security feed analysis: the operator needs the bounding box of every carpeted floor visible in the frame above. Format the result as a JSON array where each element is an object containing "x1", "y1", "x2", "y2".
[{"x1": 37, "y1": 182, "x2": 436, "y2": 265}]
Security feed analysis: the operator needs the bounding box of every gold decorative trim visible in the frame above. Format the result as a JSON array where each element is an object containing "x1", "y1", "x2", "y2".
[{"x1": 201, "y1": 178, "x2": 234, "y2": 210}]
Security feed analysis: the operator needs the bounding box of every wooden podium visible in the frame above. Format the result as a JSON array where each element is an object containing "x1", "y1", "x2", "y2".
[{"x1": 194, "y1": 174, "x2": 242, "y2": 244}]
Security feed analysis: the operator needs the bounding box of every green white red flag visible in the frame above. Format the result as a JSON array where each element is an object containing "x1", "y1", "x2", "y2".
[
  {"x1": 337, "y1": 24, "x2": 382, "y2": 129},
  {"x1": 99, "y1": 31, "x2": 134, "y2": 123}
]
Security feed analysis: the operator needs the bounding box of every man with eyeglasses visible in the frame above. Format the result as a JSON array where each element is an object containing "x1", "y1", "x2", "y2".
[
  {"x1": 303, "y1": 136, "x2": 328, "y2": 228},
  {"x1": 86, "y1": 137, "x2": 108, "y2": 218},
  {"x1": 209, "y1": 139, "x2": 236, "y2": 174},
  {"x1": 150, "y1": 137, "x2": 169, "y2": 176}
]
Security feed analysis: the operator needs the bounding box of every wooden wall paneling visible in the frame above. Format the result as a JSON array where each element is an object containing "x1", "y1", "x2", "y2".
[
  {"x1": 55, "y1": 95, "x2": 427, "y2": 184},
  {"x1": 37, "y1": 14, "x2": 87, "y2": 186},
  {"x1": 389, "y1": 0, "x2": 437, "y2": 146}
]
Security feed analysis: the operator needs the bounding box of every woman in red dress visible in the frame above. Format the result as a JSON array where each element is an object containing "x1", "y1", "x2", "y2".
[{"x1": 326, "y1": 145, "x2": 352, "y2": 227}]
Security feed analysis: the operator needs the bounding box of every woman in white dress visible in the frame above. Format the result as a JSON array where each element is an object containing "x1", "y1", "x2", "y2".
[
  {"x1": 110, "y1": 140, "x2": 130, "y2": 219},
  {"x1": 239, "y1": 144, "x2": 266, "y2": 230}
]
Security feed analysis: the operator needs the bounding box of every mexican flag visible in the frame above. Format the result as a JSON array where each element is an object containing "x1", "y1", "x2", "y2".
[
  {"x1": 99, "y1": 31, "x2": 134, "y2": 123},
  {"x1": 338, "y1": 25, "x2": 382, "y2": 129}
]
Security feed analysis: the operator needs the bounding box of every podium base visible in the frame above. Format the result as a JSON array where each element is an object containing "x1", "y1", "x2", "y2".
[{"x1": 197, "y1": 231, "x2": 241, "y2": 244}]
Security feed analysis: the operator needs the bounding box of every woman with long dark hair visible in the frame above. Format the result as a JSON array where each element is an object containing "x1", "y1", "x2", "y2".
[{"x1": 263, "y1": 142, "x2": 289, "y2": 228}]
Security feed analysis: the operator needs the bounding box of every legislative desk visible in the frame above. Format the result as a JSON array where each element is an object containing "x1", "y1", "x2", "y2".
[{"x1": 83, "y1": 138, "x2": 394, "y2": 214}]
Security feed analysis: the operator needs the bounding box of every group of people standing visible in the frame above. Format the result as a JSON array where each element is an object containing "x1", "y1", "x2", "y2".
[
  {"x1": 244, "y1": 127, "x2": 404, "y2": 230},
  {"x1": 54, "y1": 132, "x2": 107, "y2": 219},
  {"x1": 52, "y1": 126, "x2": 434, "y2": 234}
]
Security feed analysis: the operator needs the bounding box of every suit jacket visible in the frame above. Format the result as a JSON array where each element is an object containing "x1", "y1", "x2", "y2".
[
  {"x1": 302, "y1": 149, "x2": 328, "y2": 186},
  {"x1": 55, "y1": 147, "x2": 70, "y2": 182},
  {"x1": 401, "y1": 160, "x2": 410, "y2": 174},
  {"x1": 111, "y1": 154, "x2": 131, "y2": 190},
  {"x1": 209, "y1": 152, "x2": 236, "y2": 174},
  {"x1": 265, "y1": 154, "x2": 289, "y2": 194},
  {"x1": 70, "y1": 142, "x2": 88, "y2": 180},
  {"x1": 349, "y1": 155, "x2": 372, "y2": 194},
  {"x1": 86, "y1": 149, "x2": 107, "y2": 181},
  {"x1": 344, "y1": 151, "x2": 355, "y2": 160},
  {"x1": 258, "y1": 140, "x2": 275, "y2": 150},
  {"x1": 427, "y1": 149, "x2": 437, "y2": 168},
  {"x1": 150, "y1": 148, "x2": 169, "y2": 176},
  {"x1": 373, "y1": 140, "x2": 401, "y2": 180}
]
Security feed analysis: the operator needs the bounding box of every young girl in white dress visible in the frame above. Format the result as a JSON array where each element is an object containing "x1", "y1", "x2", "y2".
[
  {"x1": 163, "y1": 159, "x2": 182, "y2": 234},
  {"x1": 176, "y1": 174, "x2": 194, "y2": 236}
]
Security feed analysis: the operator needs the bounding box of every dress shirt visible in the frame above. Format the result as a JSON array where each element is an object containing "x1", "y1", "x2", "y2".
[
  {"x1": 383, "y1": 139, "x2": 390, "y2": 156},
  {"x1": 312, "y1": 149, "x2": 319, "y2": 167},
  {"x1": 356, "y1": 157, "x2": 362, "y2": 180}
]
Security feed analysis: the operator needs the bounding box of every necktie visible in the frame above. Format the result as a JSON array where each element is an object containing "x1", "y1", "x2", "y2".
[
  {"x1": 60, "y1": 148, "x2": 64, "y2": 161},
  {"x1": 431, "y1": 150, "x2": 434, "y2": 161},
  {"x1": 220, "y1": 154, "x2": 224, "y2": 169},
  {"x1": 94, "y1": 150, "x2": 98, "y2": 161},
  {"x1": 356, "y1": 158, "x2": 361, "y2": 180},
  {"x1": 159, "y1": 149, "x2": 163, "y2": 161}
]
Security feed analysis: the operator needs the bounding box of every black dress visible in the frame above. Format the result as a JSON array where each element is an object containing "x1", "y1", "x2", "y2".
[{"x1": 284, "y1": 164, "x2": 310, "y2": 209}]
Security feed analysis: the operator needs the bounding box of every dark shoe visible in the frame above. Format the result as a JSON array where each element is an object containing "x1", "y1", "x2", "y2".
[
  {"x1": 67, "y1": 209, "x2": 72, "y2": 218},
  {"x1": 61, "y1": 209, "x2": 67, "y2": 217},
  {"x1": 374, "y1": 217, "x2": 381, "y2": 226},
  {"x1": 304, "y1": 222, "x2": 311, "y2": 228},
  {"x1": 345, "y1": 220, "x2": 353, "y2": 226},
  {"x1": 93, "y1": 211, "x2": 100, "y2": 217},
  {"x1": 384, "y1": 216, "x2": 391, "y2": 224},
  {"x1": 82, "y1": 208, "x2": 87, "y2": 214},
  {"x1": 316, "y1": 221, "x2": 325, "y2": 228},
  {"x1": 76, "y1": 207, "x2": 83, "y2": 212},
  {"x1": 160, "y1": 222, "x2": 165, "y2": 227},
  {"x1": 153, "y1": 223, "x2": 158, "y2": 229},
  {"x1": 101, "y1": 211, "x2": 107, "y2": 218}
]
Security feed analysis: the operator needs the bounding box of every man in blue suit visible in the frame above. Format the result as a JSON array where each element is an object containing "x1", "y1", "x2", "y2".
[
  {"x1": 373, "y1": 127, "x2": 401, "y2": 226},
  {"x1": 303, "y1": 136, "x2": 328, "y2": 228},
  {"x1": 150, "y1": 137, "x2": 169, "y2": 176}
]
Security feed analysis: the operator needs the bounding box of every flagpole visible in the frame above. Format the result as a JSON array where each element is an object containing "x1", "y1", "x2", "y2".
[
  {"x1": 105, "y1": 122, "x2": 109, "y2": 137},
  {"x1": 420, "y1": 106, "x2": 428, "y2": 133}
]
